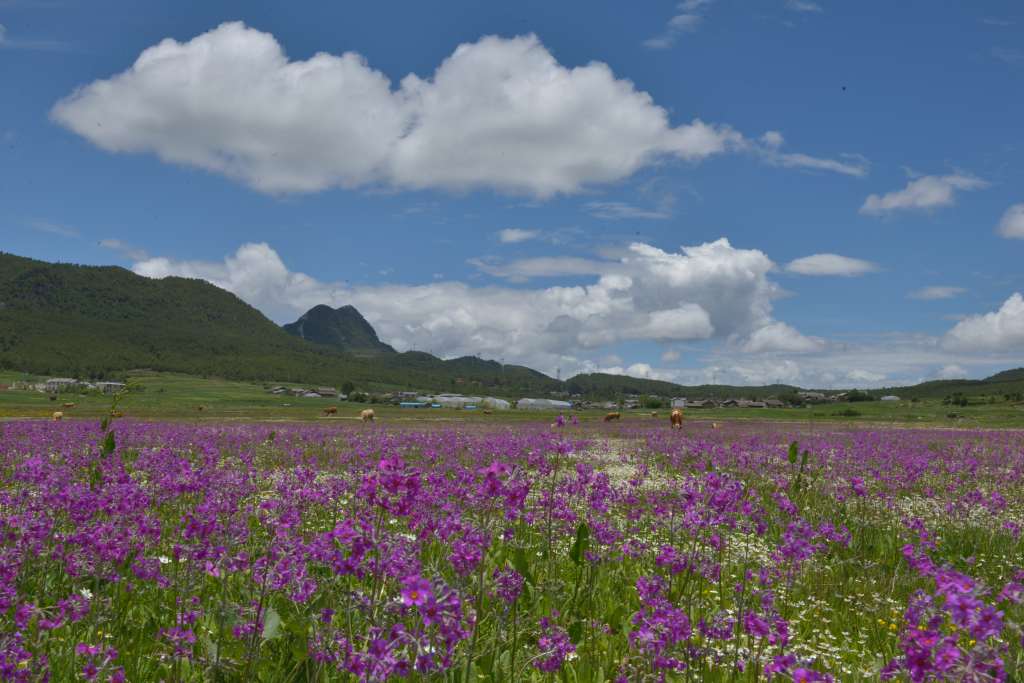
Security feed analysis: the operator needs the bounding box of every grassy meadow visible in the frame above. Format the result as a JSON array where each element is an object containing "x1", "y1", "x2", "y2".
[{"x1": 1, "y1": 370, "x2": 1022, "y2": 428}]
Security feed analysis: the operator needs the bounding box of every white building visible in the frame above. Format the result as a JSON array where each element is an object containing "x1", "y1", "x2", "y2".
[
  {"x1": 880, "y1": 395, "x2": 901, "y2": 402},
  {"x1": 480, "y1": 397, "x2": 511, "y2": 410},
  {"x1": 45, "y1": 378, "x2": 78, "y2": 393},
  {"x1": 517, "y1": 398, "x2": 572, "y2": 410}
]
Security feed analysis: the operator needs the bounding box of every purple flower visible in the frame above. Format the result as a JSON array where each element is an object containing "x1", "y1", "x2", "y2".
[
  {"x1": 400, "y1": 575, "x2": 432, "y2": 607},
  {"x1": 492, "y1": 566, "x2": 524, "y2": 604}
]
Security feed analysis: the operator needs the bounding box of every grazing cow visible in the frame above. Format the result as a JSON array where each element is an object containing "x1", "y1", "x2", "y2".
[
  {"x1": 196, "y1": 405, "x2": 205, "y2": 412},
  {"x1": 48, "y1": 395, "x2": 57, "y2": 402},
  {"x1": 650, "y1": 411, "x2": 658, "y2": 417},
  {"x1": 323, "y1": 406, "x2": 338, "y2": 416},
  {"x1": 670, "y1": 408, "x2": 684, "y2": 429},
  {"x1": 52, "y1": 411, "x2": 63, "y2": 421},
  {"x1": 711, "y1": 422, "x2": 721, "y2": 430},
  {"x1": 482, "y1": 409, "x2": 493, "y2": 415},
  {"x1": 63, "y1": 402, "x2": 76, "y2": 409},
  {"x1": 360, "y1": 408, "x2": 375, "y2": 422},
  {"x1": 603, "y1": 412, "x2": 621, "y2": 422},
  {"x1": 110, "y1": 410, "x2": 123, "y2": 418}
]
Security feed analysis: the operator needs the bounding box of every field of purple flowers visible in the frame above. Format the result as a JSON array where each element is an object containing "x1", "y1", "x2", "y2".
[{"x1": 0, "y1": 418, "x2": 1022, "y2": 682}]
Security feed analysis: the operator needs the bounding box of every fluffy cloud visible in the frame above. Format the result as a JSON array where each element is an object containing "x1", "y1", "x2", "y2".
[
  {"x1": 53, "y1": 24, "x2": 741, "y2": 197},
  {"x1": 785, "y1": 253, "x2": 877, "y2": 276},
  {"x1": 943, "y1": 293, "x2": 1024, "y2": 352},
  {"x1": 740, "y1": 322, "x2": 825, "y2": 353},
  {"x1": 934, "y1": 364, "x2": 968, "y2": 379},
  {"x1": 131, "y1": 238, "x2": 810, "y2": 375},
  {"x1": 497, "y1": 228, "x2": 539, "y2": 244},
  {"x1": 860, "y1": 174, "x2": 987, "y2": 215},
  {"x1": 997, "y1": 204, "x2": 1024, "y2": 239},
  {"x1": 908, "y1": 286, "x2": 965, "y2": 300},
  {"x1": 53, "y1": 22, "x2": 863, "y2": 197}
]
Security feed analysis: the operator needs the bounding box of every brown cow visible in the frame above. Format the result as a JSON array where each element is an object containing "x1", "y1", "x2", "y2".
[
  {"x1": 482, "y1": 409, "x2": 493, "y2": 415},
  {"x1": 323, "y1": 406, "x2": 338, "y2": 416},
  {"x1": 63, "y1": 402, "x2": 76, "y2": 409},
  {"x1": 650, "y1": 411, "x2": 658, "y2": 417},
  {"x1": 670, "y1": 408, "x2": 684, "y2": 429},
  {"x1": 603, "y1": 412, "x2": 621, "y2": 422},
  {"x1": 52, "y1": 411, "x2": 63, "y2": 421},
  {"x1": 360, "y1": 408, "x2": 375, "y2": 422},
  {"x1": 196, "y1": 405, "x2": 205, "y2": 412}
]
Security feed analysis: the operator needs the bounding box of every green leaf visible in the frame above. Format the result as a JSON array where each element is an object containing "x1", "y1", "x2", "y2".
[
  {"x1": 102, "y1": 431, "x2": 116, "y2": 455},
  {"x1": 512, "y1": 548, "x2": 536, "y2": 585},
  {"x1": 100, "y1": 416, "x2": 110, "y2": 432},
  {"x1": 568, "y1": 619, "x2": 584, "y2": 644},
  {"x1": 569, "y1": 522, "x2": 590, "y2": 566},
  {"x1": 261, "y1": 605, "x2": 283, "y2": 641},
  {"x1": 788, "y1": 441, "x2": 799, "y2": 464}
]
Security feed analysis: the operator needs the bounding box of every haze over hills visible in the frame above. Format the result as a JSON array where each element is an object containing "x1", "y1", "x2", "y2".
[{"x1": 1, "y1": 251, "x2": 1022, "y2": 400}]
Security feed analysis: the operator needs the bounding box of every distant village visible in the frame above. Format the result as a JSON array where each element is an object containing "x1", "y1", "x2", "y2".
[
  {"x1": 262, "y1": 385, "x2": 902, "y2": 410},
  {"x1": 4, "y1": 377, "x2": 904, "y2": 410}
]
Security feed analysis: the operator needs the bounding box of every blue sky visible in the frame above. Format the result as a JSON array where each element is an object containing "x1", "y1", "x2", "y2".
[{"x1": 2, "y1": 0, "x2": 1023, "y2": 387}]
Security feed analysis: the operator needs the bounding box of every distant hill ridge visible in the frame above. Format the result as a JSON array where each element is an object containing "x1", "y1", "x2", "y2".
[{"x1": 1, "y1": 251, "x2": 1021, "y2": 399}]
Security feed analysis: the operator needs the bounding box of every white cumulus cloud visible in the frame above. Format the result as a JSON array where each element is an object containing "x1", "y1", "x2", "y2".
[
  {"x1": 943, "y1": 293, "x2": 1024, "y2": 352},
  {"x1": 860, "y1": 173, "x2": 987, "y2": 215},
  {"x1": 785, "y1": 253, "x2": 877, "y2": 276},
  {"x1": 52, "y1": 22, "x2": 864, "y2": 197},
  {"x1": 52, "y1": 24, "x2": 741, "y2": 197},
  {"x1": 997, "y1": 203, "x2": 1024, "y2": 239},
  {"x1": 741, "y1": 321, "x2": 825, "y2": 353}
]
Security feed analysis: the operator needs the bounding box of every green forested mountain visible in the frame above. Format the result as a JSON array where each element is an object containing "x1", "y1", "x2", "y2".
[
  {"x1": 871, "y1": 369, "x2": 1024, "y2": 400},
  {"x1": 283, "y1": 304, "x2": 396, "y2": 355},
  {"x1": 0, "y1": 252, "x2": 554, "y2": 393}
]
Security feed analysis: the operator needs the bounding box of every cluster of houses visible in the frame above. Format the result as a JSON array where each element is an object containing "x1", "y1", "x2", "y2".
[
  {"x1": 261, "y1": 382, "x2": 900, "y2": 410},
  {"x1": 9, "y1": 378, "x2": 126, "y2": 394},
  {"x1": 267, "y1": 385, "x2": 343, "y2": 399}
]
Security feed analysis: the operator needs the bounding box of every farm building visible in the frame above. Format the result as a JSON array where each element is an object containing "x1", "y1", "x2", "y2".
[
  {"x1": 45, "y1": 378, "x2": 78, "y2": 393},
  {"x1": 95, "y1": 381, "x2": 125, "y2": 394},
  {"x1": 517, "y1": 398, "x2": 572, "y2": 410},
  {"x1": 671, "y1": 398, "x2": 687, "y2": 408},
  {"x1": 686, "y1": 400, "x2": 715, "y2": 408},
  {"x1": 419, "y1": 394, "x2": 488, "y2": 409},
  {"x1": 317, "y1": 387, "x2": 338, "y2": 397},
  {"x1": 880, "y1": 395, "x2": 901, "y2": 402},
  {"x1": 480, "y1": 397, "x2": 511, "y2": 410}
]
